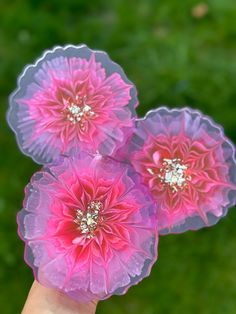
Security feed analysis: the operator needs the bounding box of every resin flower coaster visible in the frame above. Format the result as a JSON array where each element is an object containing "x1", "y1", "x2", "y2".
[
  {"x1": 7, "y1": 45, "x2": 138, "y2": 164},
  {"x1": 8, "y1": 43, "x2": 236, "y2": 305},
  {"x1": 17, "y1": 152, "x2": 158, "y2": 302},
  {"x1": 126, "y1": 107, "x2": 236, "y2": 234}
]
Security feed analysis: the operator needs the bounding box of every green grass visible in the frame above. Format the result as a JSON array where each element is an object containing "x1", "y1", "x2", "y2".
[{"x1": 0, "y1": 0, "x2": 236, "y2": 313}]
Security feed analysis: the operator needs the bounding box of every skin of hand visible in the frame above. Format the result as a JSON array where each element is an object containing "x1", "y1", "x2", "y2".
[{"x1": 22, "y1": 281, "x2": 98, "y2": 314}]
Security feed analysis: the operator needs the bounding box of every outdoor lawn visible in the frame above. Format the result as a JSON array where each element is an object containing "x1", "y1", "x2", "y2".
[{"x1": 0, "y1": 0, "x2": 236, "y2": 313}]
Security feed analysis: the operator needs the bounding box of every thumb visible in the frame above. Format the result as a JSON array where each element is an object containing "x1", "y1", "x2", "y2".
[{"x1": 22, "y1": 281, "x2": 98, "y2": 314}]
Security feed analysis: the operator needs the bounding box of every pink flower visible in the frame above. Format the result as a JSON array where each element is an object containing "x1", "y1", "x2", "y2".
[
  {"x1": 8, "y1": 45, "x2": 138, "y2": 164},
  {"x1": 17, "y1": 152, "x2": 157, "y2": 302},
  {"x1": 126, "y1": 107, "x2": 236, "y2": 233}
]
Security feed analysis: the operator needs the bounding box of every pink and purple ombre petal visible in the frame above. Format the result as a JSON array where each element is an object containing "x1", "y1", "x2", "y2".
[
  {"x1": 126, "y1": 107, "x2": 236, "y2": 234},
  {"x1": 8, "y1": 45, "x2": 138, "y2": 164},
  {"x1": 17, "y1": 152, "x2": 158, "y2": 302}
]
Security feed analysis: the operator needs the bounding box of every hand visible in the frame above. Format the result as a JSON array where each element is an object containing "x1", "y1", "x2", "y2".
[{"x1": 22, "y1": 281, "x2": 98, "y2": 314}]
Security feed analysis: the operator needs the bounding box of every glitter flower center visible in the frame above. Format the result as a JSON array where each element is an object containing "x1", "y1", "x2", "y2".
[
  {"x1": 159, "y1": 158, "x2": 191, "y2": 193},
  {"x1": 65, "y1": 95, "x2": 96, "y2": 129},
  {"x1": 74, "y1": 200, "x2": 103, "y2": 238},
  {"x1": 147, "y1": 157, "x2": 192, "y2": 193}
]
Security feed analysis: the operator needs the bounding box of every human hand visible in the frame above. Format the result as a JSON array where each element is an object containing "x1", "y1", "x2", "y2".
[{"x1": 22, "y1": 281, "x2": 97, "y2": 314}]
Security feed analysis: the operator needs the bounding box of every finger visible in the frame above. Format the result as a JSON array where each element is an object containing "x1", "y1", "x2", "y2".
[{"x1": 22, "y1": 280, "x2": 98, "y2": 314}]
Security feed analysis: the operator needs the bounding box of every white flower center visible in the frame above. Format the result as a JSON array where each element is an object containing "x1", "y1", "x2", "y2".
[
  {"x1": 147, "y1": 158, "x2": 192, "y2": 193},
  {"x1": 65, "y1": 95, "x2": 96, "y2": 130},
  {"x1": 74, "y1": 200, "x2": 103, "y2": 238}
]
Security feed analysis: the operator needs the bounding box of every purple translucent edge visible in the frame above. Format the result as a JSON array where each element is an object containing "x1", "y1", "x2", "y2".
[
  {"x1": 7, "y1": 44, "x2": 139, "y2": 165},
  {"x1": 136, "y1": 106, "x2": 236, "y2": 235},
  {"x1": 112, "y1": 231, "x2": 158, "y2": 298},
  {"x1": 111, "y1": 163, "x2": 158, "y2": 298},
  {"x1": 16, "y1": 153, "x2": 158, "y2": 301}
]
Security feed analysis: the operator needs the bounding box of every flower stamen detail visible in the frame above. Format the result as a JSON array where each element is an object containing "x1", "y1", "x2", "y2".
[
  {"x1": 66, "y1": 95, "x2": 96, "y2": 129},
  {"x1": 147, "y1": 158, "x2": 192, "y2": 193},
  {"x1": 74, "y1": 200, "x2": 103, "y2": 238},
  {"x1": 158, "y1": 158, "x2": 191, "y2": 193}
]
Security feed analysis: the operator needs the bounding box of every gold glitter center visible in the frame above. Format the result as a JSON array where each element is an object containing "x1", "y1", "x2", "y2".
[
  {"x1": 65, "y1": 95, "x2": 96, "y2": 130},
  {"x1": 74, "y1": 200, "x2": 103, "y2": 238},
  {"x1": 147, "y1": 158, "x2": 192, "y2": 193}
]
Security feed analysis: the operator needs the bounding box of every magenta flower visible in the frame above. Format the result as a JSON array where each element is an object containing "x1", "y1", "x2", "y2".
[
  {"x1": 126, "y1": 107, "x2": 236, "y2": 233},
  {"x1": 7, "y1": 45, "x2": 138, "y2": 164},
  {"x1": 17, "y1": 152, "x2": 157, "y2": 302}
]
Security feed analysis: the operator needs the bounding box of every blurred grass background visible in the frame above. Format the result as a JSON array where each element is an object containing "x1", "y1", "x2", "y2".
[{"x1": 0, "y1": 0, "x2": 236, "y2": 313}]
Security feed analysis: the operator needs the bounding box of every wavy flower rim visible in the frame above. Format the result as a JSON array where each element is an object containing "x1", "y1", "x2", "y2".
[
  {"x1": 7, "y1": 44, "x2": 138, "y2": 164},
  {"x1": 17, "y1": 153, "x2": 158, "y2": 301},
  {"x1": 132, "y1": 106, "x2": 236, "y2": 234}
]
